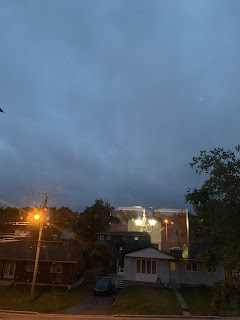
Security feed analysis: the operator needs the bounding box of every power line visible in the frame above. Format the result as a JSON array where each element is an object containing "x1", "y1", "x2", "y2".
[
  {"x1": 0, "y1": 193, "x2": 188, "y2": 208},
  {"x1": 0, "y1": 193, "x2": 154, "y2": 202}
]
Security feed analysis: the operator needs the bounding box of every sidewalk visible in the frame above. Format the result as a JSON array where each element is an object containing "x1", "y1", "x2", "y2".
[
  {"x1": 174, "y1": 289, "x2": 191, "y2": 316},
  {"x1": 1, "y1": 309, "x2": 240, "y2": 319}
]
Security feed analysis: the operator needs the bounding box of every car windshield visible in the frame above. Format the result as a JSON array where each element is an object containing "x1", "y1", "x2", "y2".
[{"x1": 96, "y1": 279, "x2": 108, "y2": 287}]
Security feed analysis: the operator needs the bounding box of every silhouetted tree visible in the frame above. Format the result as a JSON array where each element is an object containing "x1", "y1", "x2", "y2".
[{"x1": 186, "y1": 146, "x2": 240, "y2": 312}]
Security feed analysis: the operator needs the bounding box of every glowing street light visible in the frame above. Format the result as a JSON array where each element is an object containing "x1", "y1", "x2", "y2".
[
  {"x1": 34, "y1": 214, "x2": 40, "y2": 220},
  {"x1": 164, "y1": 219, "x2": 168, "y2": 241},
  {"x1": 164, "y1": 220, "x2": 173, "y2": 239}
]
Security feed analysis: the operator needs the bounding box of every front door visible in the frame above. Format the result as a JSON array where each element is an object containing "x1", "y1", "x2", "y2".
[
  {"x1": 169, "y1": 261, "x2": 177, "y2": 284},
  {"x1": 4, "y1": 261, "x2": 16, "y2": 279}
]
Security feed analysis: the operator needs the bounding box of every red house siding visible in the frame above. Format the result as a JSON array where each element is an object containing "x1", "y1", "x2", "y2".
[{"x1": 14, "y1": 260, "x2": 73, "y2": 285}]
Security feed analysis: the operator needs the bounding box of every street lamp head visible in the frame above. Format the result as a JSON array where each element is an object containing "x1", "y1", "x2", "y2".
[
  {"x1": 149, "y1": 219, "x2": 157, "y2": 227},
  {"x1": 164, "y1": 219, "x2": 168, "y2": 223},
  {"x1": 135, "y1": 219, "x2": 143, "y2": 226},
  {"x1": 34, "y1": 214, "x2": 40, "y2": 220}
]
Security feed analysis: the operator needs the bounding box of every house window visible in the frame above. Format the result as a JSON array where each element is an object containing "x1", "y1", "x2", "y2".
[
  {"x1": 152, "y1": 261, "x2": 156, "y2": 274},
  {"x1": 26, "y1": 263, "x2": 34, "y2": 272},
  {"x1": 106, "y1": 235, "x2": 111, "y2": 240},
  {"x1": 206, "y1": 265, "x2": 217, "y2": 273},
  {"x1": 137, "y1": 260, "x2": 141, "y2": 273},
  {"x1": 136, "y1": 259, "x2": 157, "y2": 274},
  {"x1": 123, "y1": 236, "x2": 126, "y2": 240},
  {"x1": 147, "y1": 260, "x2": 151, "y2": 273},
  {"x1": 211, "y1": 265, "x2": 217, "y2": 272},
  {"x1": 133, "y1": 237, "x2": 139, "y2": 240},
  {"x1": 100, "y1": 235, "x2": 104, "y2": 240},
  {"x1": 51, "y1": 263, "x2": 63, "y2": 273},
  {"x1": 170, "y1": 262, "x2": 176, "y2": 271},
  {"x1": 187, "y1": 262, "x2": 198, "y2": 272}
]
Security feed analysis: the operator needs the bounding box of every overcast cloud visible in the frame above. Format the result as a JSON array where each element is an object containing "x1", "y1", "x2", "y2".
[{"x1": 0, "y1": 0, "x2": 240, "y2": 211}]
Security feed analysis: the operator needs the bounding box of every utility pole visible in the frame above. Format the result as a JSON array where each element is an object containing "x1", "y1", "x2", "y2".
[
  {"x1": 30, "y1": 219, "x2": 43, "y2": 301},
  {"x1": 30, "y1": 193, "x2": 47, "y2": 302}
]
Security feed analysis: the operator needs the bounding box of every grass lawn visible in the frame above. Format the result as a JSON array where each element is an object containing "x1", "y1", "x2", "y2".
[
  {"x1": 0, "y1": 282, "x2": 94, "y2": 313},
  {"x1": 180, "y1": 287, "x2": 240, "y2": 316},
  {"x1": 180, "y1": 287, "x2": 215, "y2": 316},
  {"x1": 110, "y1": 286, "x2": 182, "y2": 315}
]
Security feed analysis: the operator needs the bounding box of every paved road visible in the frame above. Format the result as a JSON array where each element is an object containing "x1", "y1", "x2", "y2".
[{"x1": 2, "y1": 313, "x2": 239, "y2": 320}]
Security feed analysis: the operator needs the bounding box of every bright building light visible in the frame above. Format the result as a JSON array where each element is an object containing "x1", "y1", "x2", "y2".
[
  {"x1": 135, "y1": 219, "x2": 143, "y2": 226},
  {"x1": 149, "y1": 219, "x2": 157, "y2": 227},
  {"x1": 34, "y1": 215, "x2": 40, "y2": 220}
]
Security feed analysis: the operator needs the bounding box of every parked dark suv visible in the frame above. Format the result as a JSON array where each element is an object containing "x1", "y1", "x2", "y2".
[{"x1": 93, "y1": 278, "x2": 113, "y2": 296}]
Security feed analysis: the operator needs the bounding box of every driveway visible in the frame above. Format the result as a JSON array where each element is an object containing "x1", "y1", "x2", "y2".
[{"x1": 57, "y1": 290, "x2": 119, "y2": 315}]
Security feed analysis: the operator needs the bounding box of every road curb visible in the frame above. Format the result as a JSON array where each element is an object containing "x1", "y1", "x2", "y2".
[
  {"x1": 113, "y1": 315, "x2": 223, "y2": 318},
  {"x1": 0, "y1": 309, "x2": 41, "y2": 315},
  {"x1": 1, "y1": 310, "x2": 240, "y2": 319}
]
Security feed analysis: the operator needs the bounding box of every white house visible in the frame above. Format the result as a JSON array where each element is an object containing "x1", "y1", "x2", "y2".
[{"x1": 124, "y1": 247, "x2": 225, "y2": 287}]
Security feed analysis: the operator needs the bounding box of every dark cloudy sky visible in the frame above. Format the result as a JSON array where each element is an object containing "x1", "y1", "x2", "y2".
[{"x1": 0, "y1": 0, "x2": 239, "y2": 211}]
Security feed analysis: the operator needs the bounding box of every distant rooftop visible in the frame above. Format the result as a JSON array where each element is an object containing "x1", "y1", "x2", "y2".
[
  {"x1": 117, "y1": 207, "x2": 187, "y2": 214},
  {"x1": 117, "y1": 206, "x2": 145, "y2": 212}
]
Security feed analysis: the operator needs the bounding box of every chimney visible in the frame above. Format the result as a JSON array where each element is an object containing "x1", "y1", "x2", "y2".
[{"x1": 170, "y1": 247, "x2": 183, "y2": 258}]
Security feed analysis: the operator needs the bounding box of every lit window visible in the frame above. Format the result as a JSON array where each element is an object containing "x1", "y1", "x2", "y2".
[
  {"x1": 133, "y1": 237, "x2": 139, "y2": 240},
  {"x1": 51, "y1": 263, "x2": 63, "y2": 273},
  {"x1": 170, "y1": 262, "x2": 176, "y2": 271}
]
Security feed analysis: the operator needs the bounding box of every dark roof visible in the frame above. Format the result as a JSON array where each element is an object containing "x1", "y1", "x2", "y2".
[
  {"x1": 97, "y1": 231, "x2": 150, "y2": 237},
  {"x1": 0, "y1": 241, "x2": 87, "y2": 263},
  {"x1": 121, "y1": 240, "x2": 152, "y2": 254}
]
